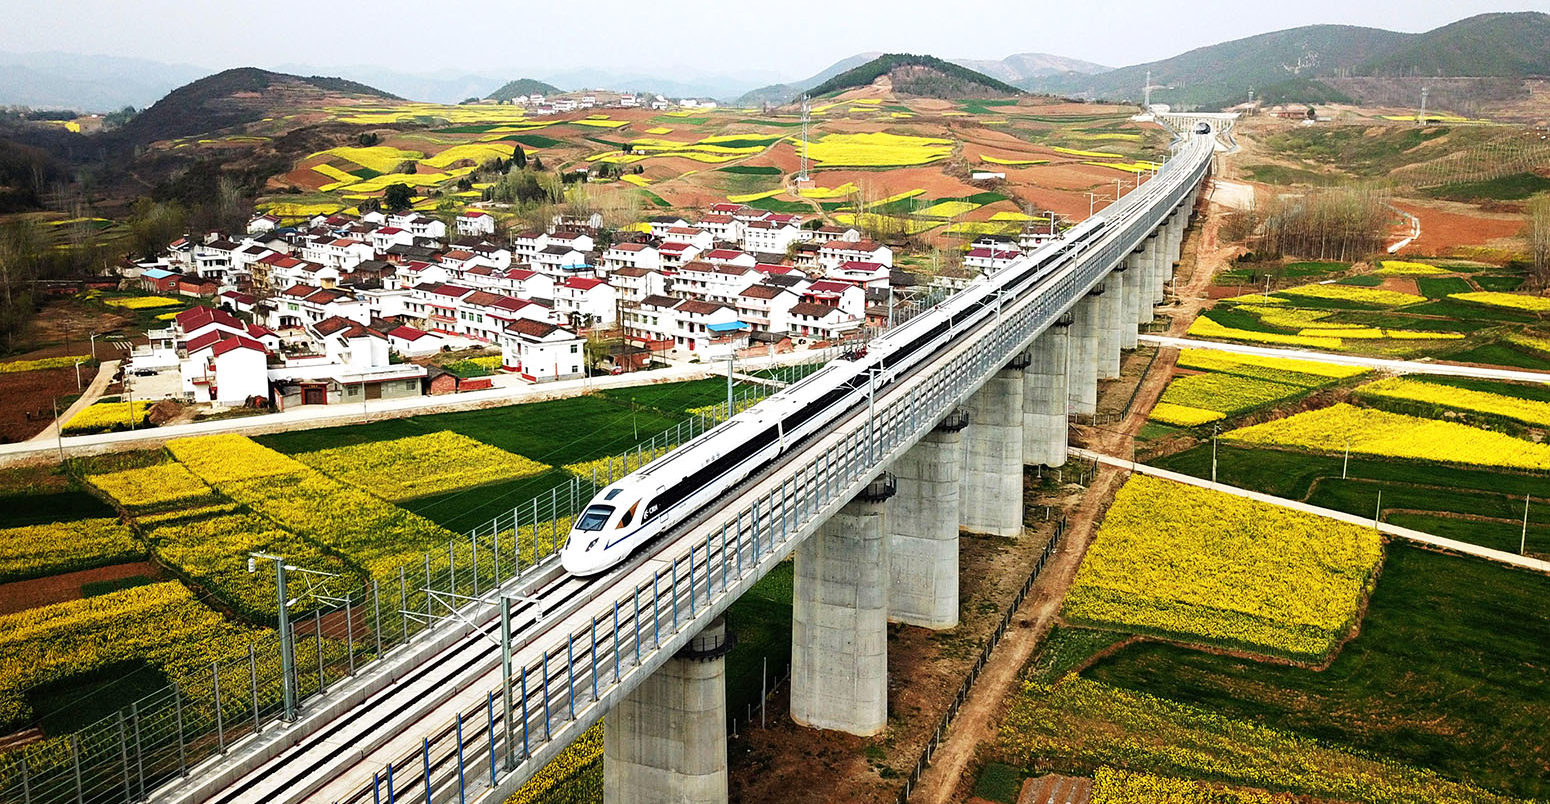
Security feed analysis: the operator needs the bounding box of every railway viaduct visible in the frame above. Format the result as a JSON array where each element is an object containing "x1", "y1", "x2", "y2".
[{"x1": 11, "y1": 136, "x2": 1212, "y2": 804}]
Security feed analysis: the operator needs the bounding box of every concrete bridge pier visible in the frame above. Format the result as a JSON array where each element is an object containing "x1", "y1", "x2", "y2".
[
  {"x1": 1066, "y1": 293, "x2": 1101, "y2": 418},
  {"x1": 1139, "y1": 233, "x2": 1162, "y2": 319},
  {"x1": 791, "y1": 480, "x2": 895, "y2": 736},
  {"x1": 1095, "y1": 276, "x2": 1124, "y2": 379},
  {"x1": 960, "y1": 359, "x2": 1027, "y2": 536},
  {"x1": 1120, "y1": 254, "x2": 1144, "y2": 348},
  {"x1": 1151, "y1": 226, "x2": 1170, "y2": 305},
  {"x1": 1023, "y1": 322, "x2": 1070, "y2": 468},
  {"x1": 604, "y1": 617, "x2": 732, "y2": 804},
  {"x1": 887, "y1": 410, "x2": 968, "y2": 630}
]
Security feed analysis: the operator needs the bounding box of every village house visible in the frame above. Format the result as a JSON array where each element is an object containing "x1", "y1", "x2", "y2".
[
  {"x1": 182, "y1": 334, "x2": 269, "y2": 406},
  {"x1": 742, "y1": 219, "x2": 806, "y2": 254},
  {"x1": 553, "y1": 277, "x2": 618, "y2": 328},
  {"x1": 661, "y1": 226, "x2": 714, "y2": 251},
  {"x1": 818, "y1": 239, "x2": 893, "y2": 271},
  {"x1": 655, "y1": 241, "x2": 700, "y2": 269},
  {"x1": 455, "y1": 209, "x2": 497, "y2": 237},
  {"x1": 601, "y1": 242, "x2": 661, "y2": 273},
  {"x1": 646, "y1": 215, "x2": 689, "y2": 238},
  {"x1": 500, "y1": 319, "x2": 585, "y2": 382},
  {"x1": 788, "y1": 302, "x2": 861, "y2": 342},
  {"x1": 963, "y1": 246, "x2": 1020, "y2": 273},
  {"x1": 809, "y1": 224, "x2": 860, "y2": 244},
  {"x1": 801, "y1": 279, "x2": 868, "y2": 319},
  {"x1": 735, "y1": 284, "x2": 800, "y2": 334},
  {"x1": 384, "y1": 324, "x2": 443, "y2": 357},
  {"x1": 609, "y1": 267, "x2": 668, "y2": 304}
]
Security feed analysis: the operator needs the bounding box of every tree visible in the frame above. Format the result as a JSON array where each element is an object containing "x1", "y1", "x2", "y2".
[
  {"x1": 1529, "y1": 195, "x2": 1550, "y2": 287},
  {"x1": 511, "y1": 147, "x2": 527, "y2": 170},
  {"x1": 357, "y1": 132, "x2": 380, "y2": 147},
  {"x1": 0, "y1": 219, "x2": 44, "y2": 351},
  {"x1": 531, "y1": 156, "x2": 545, "y2": 171},
  {"x1": 127, "y1": 198, "x2": 186, "y2": 261},
  {"x1": 383, "y1": 183, "x2": 414, "y2": 212}
]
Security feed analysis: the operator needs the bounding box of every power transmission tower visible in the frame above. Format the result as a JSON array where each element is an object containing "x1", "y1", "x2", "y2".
[
  {"x1": 798, "y1": 95, "x2": 810, "y2": 183},
  {"x1": 1143, "y1": 70, "x2": 1151, "y2": 108},
  {"x1": 1418, "y1": 86, "x2": 1429, "y2": 126}
]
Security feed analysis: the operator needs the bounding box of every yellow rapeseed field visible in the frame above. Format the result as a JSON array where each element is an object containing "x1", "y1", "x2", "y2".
[
  {"x1": 1147, "y1": 402, "x2": 1224, "y2": 427},
  {"x1": 801, "y1": 133, "x2": 952, "y2": 167},
  {"x1": 306, "y1": 146, "x2": 425, "y2": 173},
  {"x1": 1223, "y1": 403, "x2": 1550, "y2": 471},
  {"x1": 998, "y1": 677, "x2": 1520, "y2": 804},
  {"x1": 62, "y1": 401, "x2": 152, "y2": 434},
  {"x1": 87, "y1": 462, "x2": 217, "y2": 510},
  {"x1": 0, "y1": 355, "x2": 90, "y2": 374},
  {"x1": 1185, "y1": 316, "x2": 1342, "y2": 350},
  {"x1": 0, "y1": 518, "x2": 141, "y2": 582},
  {"x1": 104, "y1": 296, "x2": 183, "y2": 309},
  {"x1": 1376, "y1": 260, "x2": 1448, "y2": 276},
  {"x1": 0, "y1": 581, "x2": 260, "y2": 729},
  {"x1": 1089, "y1": 768, "x2": 1280, "y2": 804},
  {"x1": 1064, "y1": 474, "x2": 1382, "y2": 661},
  {"x1": 1277, "y1": 284, "x2": 1425, "y2": 307},
  {"x1": 1355, "y1": 377, "x2": 1550, "y2": 428},
  {"x1": 297, "y1": 431, "x2": 549, "y2": 501},
  {"x1": 168, "y1": 435, "x2": 462, "y2": 575},
  {"x1": 1174, "y1": 349, "x2": 1368, "y2": 382},
  {"x1": 1449, "y1": 291, "x2": 1550, "y2": 312}
]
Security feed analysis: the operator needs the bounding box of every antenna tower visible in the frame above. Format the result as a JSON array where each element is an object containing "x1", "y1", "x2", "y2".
[{"x1": 798, "y1": 95, "x2": 810, "y2": 182}]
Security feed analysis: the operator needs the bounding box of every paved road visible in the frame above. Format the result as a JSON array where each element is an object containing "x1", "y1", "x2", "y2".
[
  {"x1": 1139, "y1": 334, "x2": 1550, "y2": 384},
  {"x1": 1071, "y1": 447, "x2": 1550, "y2": 575},
  {"x1": 28, "y1": 358, "x2": 118, "y2": 443}
]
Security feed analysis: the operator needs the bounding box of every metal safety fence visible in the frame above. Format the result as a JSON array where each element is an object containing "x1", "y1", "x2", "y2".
[
  {"x1": 895, "y1": 516, "x2": 1067, "y2": 803},
  {"x1": 0, "y1": 351, "x2": 837, "y2": 804}
]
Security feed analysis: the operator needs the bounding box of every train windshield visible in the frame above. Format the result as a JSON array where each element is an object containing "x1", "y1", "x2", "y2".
[{"x1": 576, "y1": 505, "x2": 614, "y2": 532}]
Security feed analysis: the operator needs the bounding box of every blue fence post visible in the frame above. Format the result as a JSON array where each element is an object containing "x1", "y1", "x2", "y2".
[
  {"x1": 487, "y1": 691, "x2": 497, "y2": 787},
  {"x1": 373, "y1": 771, "x2": 381, "y2": 804},
  {"x1": 456, "y1": 713, "x2": 466, "y2": 804},
  {"x1": 422, "y1": 738, "x2": 432, "y2": 804},
  {"x1": 520, "y1": 666, "x2": 533, "y2": 762},
  {"x1": 567, "y1": 635, "x2": 576, "y2": 720},
  {"x1": 387, "y1": 762, "x2": 396, "y2": 804}
]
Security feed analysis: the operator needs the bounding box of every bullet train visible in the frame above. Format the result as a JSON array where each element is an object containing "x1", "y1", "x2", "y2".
[{"x1": 557, "y1": 220, "x2": 1117, "y2": 576}]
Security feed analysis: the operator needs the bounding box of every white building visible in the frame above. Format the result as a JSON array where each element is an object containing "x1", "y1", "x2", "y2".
[
  {"x1": 500, "y1": 319, "x2": 585, "y2": 382},
  {"x1": 456, "y1": 210, "x2": 497, "y2": 237}
]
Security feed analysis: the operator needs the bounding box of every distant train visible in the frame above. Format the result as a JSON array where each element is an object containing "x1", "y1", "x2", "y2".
[{"x1": 559, "y1": 217, "x2": 1114, "y2": 575}]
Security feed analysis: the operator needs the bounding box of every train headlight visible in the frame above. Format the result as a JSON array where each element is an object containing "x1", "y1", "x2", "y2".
[{"x1": 587, "y1": 538, "x2": 600, "y2": 551}]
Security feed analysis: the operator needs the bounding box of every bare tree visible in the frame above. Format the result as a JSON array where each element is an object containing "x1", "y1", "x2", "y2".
[
  {"x1": 1258, "y1": 186, "x2": 1390, "y2": 262},
  {"x1": 1528, "y1": 195, "x2": 1550, "y2": 288}
]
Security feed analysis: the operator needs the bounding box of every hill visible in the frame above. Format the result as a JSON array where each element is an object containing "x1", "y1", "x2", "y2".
[
  {"x1": 1026, "y1": 12, "x2": 1550, "y2": 110},
  {"x1": 113, "y1": 67, "x2": 398, "y2": 147},
  {"x1": 485, "y1": 78, "x2": 562, "y2": 101},
  {"x1": 1026, "y1": 24, "x2": 1406, "y2": 108},
  {"x1": 806, "y1": 53, "x2": 1022, "y2": 100},
  {"x1": 952, "y1": 53, "x2": 1110, "y2": 84},
  {"x1": 736, "y1": 53, "x2": 882, "y2": 107},
  {"x1": 1358, "y1": 12, "x2": 1550, "y2": 79}
]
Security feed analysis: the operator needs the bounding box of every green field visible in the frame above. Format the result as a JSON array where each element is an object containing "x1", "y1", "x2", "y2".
[
  {"x1": 256, "y1": 379, "x2": 738, "y2": 532},
  {"x1": 1153, "y1": 442, "x2": 1550, "y2": 556},
  {"x1": 1423, "y1": 171, "x2": 1550, "y2": 202},
  {"x1": 1082, "y1": 546, "x2": 1550, "y2": 799}
]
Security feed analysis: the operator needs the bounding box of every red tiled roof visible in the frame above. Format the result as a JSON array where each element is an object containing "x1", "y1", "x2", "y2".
[
  {"x1": 704, "y1": 249, "x2": 747, "y2": 261},
  {"x1": 211, "y1": 336, "x2": 265, "y2": 357},
  {"x1": 505, "y1": 318, "x2": 562, "y2": 338},
  {"x1": 184, "y1": 330, "x2": 224, "y2": 353},
  {"x1": 564, "y1": 277, "x2": 607, "y2": 290},
  {"x1": 676, "y1": 300, "x2": 727, "y2": 316},
  {"x1": 176, "y1": 306, "x2": 243, "y2": 331},
  {"x1": 387, "y1": 325, "x2": 431, "y2": 340},
  {"x1": 790, "y1": 302, "x2": 843, "y2": 318}
]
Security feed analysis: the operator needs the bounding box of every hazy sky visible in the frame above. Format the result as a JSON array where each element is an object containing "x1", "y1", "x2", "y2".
[{"x1": 2, "y1": 0, "x2": 1542, "y2": 80}]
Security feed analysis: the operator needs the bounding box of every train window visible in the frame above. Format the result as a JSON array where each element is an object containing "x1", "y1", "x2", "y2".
[
  {"x1": 577, "y1": 505, "x2": 614, "y2": 531},
  {"x1": 604, "y1": 489, "x2": 622, "y2": 500},
  {"x1": 618, "y1": 501, "x2": 639, "y2": 528}
]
